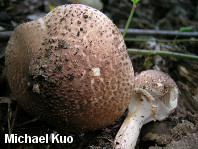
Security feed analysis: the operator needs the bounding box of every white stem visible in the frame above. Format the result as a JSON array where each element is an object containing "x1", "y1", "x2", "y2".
[
  {"x1": 114, "y1": 113, "x2": 144, "y2": 149},
  {"x1": 114, "y1": 95, "x2": 152, "y2": 149}
]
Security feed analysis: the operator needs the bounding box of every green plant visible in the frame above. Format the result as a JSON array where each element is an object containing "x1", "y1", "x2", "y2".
[
  {"x1": 122, "y1": 1, "x2": 198, "y2": 61},
  {"x1": 173, "y1": 26, "x2": 195, "y2": 45},
  {"x1": 122, "y1": 0, "x2": 140, "y2": 38},
  {"x1": 179, "y1": 26, "x2": 194, "y2": 32}
]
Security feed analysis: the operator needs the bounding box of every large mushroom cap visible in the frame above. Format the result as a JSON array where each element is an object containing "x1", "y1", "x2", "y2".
[{"x1": 5, "y1": 4, "x2": 134, "y2": 132}]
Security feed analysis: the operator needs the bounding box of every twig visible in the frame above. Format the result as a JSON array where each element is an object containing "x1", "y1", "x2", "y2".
[
  {"x1": 127, "y1": 48, "x2": 198, "y2": 60},
  {"x1": 10, "y1": 103, "x2": 19, "y2": 133},
  {"x1": 15, "y1": 116, "x2": 40, "y2": 127},
  {"x1": 0, "y1": 97, "x2": 12, "y2": 104},
  {"x1": 120, "y1": 28, "x2": 198, "y2": 37},
  {"x1": 125, "y1": 38, "x2": 198, "y2": 43},
  {"x1": 174, "y1": 17, "x2": 198, "y2": 25}
]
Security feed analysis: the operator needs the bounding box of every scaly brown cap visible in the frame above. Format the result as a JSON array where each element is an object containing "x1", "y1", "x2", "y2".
[{"x1": 5, "y1": 4, "x2": 134, "y2": 132}]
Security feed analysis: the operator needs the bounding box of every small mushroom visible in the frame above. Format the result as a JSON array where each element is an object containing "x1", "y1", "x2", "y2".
[
  {"x1": 5, "y1": 4, "x2": 134, "y2": 132},
  {"x1": 114, "y1": 70, "x2": 179, "y2": 149}
]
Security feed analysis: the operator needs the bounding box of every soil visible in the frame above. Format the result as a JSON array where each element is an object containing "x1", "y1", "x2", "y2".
[{"x1": 0, "y1": 0, "x2": 198, "y2": 149}]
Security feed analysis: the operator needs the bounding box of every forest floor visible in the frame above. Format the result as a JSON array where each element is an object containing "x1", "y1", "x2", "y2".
[{"x1": 0, "y1": 0, "x2": 198, "y2": 149}]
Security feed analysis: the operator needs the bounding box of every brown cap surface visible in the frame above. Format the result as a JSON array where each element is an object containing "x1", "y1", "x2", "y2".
[
  {"x1": 5, "y1": 4, "x2": 134, "y2": 132},
  {"x1": 135, "y1": 70, "x2": 178, "y2": 97}
]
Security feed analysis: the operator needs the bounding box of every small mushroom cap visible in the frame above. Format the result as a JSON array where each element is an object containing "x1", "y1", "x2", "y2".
[
  {"x1": 134, "y1": 70, "x2": 178, "y2": 123},
  {"x1": 5, "y1": 4, "x2": 134, "y2": 132}
]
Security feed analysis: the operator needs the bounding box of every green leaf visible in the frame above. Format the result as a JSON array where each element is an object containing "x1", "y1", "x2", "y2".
[
  {"x1": 179, "y1": 26, "x2": 194, "y2": 32},
  {"x1": 131, "y1": 0, "x2": 140, "y2": 4},
  {"x1": 48, "y1": 4, "x2": 54, "y2": 11}
]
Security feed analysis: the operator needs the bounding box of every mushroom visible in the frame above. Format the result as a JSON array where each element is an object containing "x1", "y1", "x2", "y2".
[
  {"x1": 114, "y1": 70, "x2": 179, "y2": 149},
  {"x1": 5, "y1": 4, "x2": 134, "y2": 132}
]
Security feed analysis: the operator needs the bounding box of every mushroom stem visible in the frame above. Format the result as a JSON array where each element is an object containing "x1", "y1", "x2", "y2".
[{"x1": 114, "y1": 93, "x2": 153, "y2": 149}]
